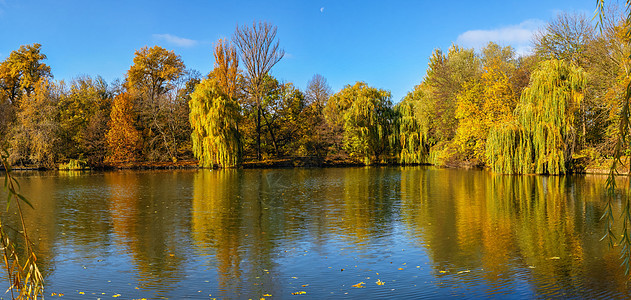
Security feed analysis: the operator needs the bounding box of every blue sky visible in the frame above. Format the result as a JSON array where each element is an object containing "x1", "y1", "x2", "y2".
[{"x1": 0, "y1": 0, "x2": 597, "y2": 102}]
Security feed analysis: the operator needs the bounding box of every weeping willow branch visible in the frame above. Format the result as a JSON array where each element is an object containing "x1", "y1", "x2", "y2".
[
  {"x1": 486, "y1": 59, "x2": 585, "y2": 174},
  {"x1": 1, "y1": 149, "x2": 44, "y2": 299},
  {"x1": 596, "y1": 0, "x2": 631, "y2": 276},
  {"x1": 601, "y1": 69, "x2": 631, "y2": 275}
]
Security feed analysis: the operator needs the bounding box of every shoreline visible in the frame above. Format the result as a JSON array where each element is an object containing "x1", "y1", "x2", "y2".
[{"x1": 1, "y1": 157, "x2": 625, "y2": 176}]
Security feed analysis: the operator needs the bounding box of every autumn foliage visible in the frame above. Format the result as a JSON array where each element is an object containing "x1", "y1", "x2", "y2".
[
  {"x1": 0, "y1": 11, "x2": 628, "y2": 171},
  {"x1": 106, "y1": 92, "x2": 141, "y2": 163}
]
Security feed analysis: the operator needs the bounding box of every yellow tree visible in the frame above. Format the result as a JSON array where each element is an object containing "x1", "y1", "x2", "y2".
[
  {"x1": 189, "y1": 40, "x2": 242, "y2": 168},
  {"x1": 0, "y1": 43, "x2": 52, "y2": 104},
  {"x1": 0, "y1": 44, "x2": 52, "y2": 146},
  {"x1": 9, "y1": 79, "x2": 60, "y2": 168},
  {"x1": 454, "y1": 43, "x2": 518, "y2": 164},
  {"x1": 189, "y1": 78, "x2": 241, "y2": 168},
  {"x1": 106, "y1": 92, "x2": 141, "y2": 163},
  {"x1": 126, "y1": 45, "x2": 185, "y2": 160}
]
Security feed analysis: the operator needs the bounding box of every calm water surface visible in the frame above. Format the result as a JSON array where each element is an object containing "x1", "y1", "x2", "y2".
[{"x1": 1, "y1": 167, "x2": 630, "y2": 299}]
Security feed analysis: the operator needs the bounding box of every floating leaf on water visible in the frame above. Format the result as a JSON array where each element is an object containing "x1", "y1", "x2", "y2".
[
  {"x1": 457, "y1": 270, "x2": 470, "y2": 274},
  {"x1": 548, "y1": 257, "x2": 561, "y2": 260},
  {"x1": 301, "y1": 284, "x2": 309, "y2": 287},
  {"x1": 291, "y1": 291, "x2": 307, "y2": 295},
  {"x1": 263, "y1": 294, "x2": 272, "y2": 297},
  {"x1": 79, "y1": 292, "x2": 85, "y2": 294},
  {"x1": 352, "y1": 282, "x2": 365, "y2": 288},
  {"x1": 398, "y1": 268, "x2": 404, "y2": 270},
  {"x1": 439, "y1": 270, "x2": 448, "y2": 273},
  {"x1": 113, "y1": 294, "x2": 121, "y2": 298},
  {"x1": 376, "y1": 279, "x2": 385, "y2": 285},
  {"x1": 528, "y1": 266, "x2": 536, "y2": 269}
]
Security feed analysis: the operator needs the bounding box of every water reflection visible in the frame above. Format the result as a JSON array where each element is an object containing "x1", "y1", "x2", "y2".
[
  {"x1": 192, "y1": 170, "x2": 243, "y2": 294},
  {"x1": 105, "y1": 171, "x2": 192, "y2": 296},
  {"x1": 0, "y1": 167, "x2": 629, "y2": 298},
  {"x1": 399, "y1": 168, "x2": 629, "y2": 298}
]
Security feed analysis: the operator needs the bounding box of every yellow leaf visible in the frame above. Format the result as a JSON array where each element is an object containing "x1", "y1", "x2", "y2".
[
  {"x1": 352, "y1": 282, "x2": 365, "y2": 288},
  {"x1": 291, "y1": 291, "x2": 307, "y2": 295},
  {"x1": 263, "y1": 294, "x2": 272, "y2": 297},
  {"x1": 376, "y1": 279, "x2": 385, "y2": 285}
]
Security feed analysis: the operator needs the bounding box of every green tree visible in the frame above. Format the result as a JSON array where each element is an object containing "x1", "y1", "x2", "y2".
[
  {"x1": 424, "y1": 45, "x2": 480, "y2": 143},
  {"x1": 395, "y1": 93, "x2": 429, "y2": 164},
  {"x1": 486, "y1": 60, "x2": 586, "y2": 174},
  {"x1": 58, "y1": 76, "x2": 112, "y2": 165},
  {"x1": 399, "y1": 45, "x2": 479, "y2": 166},
  {"x1": 327, "y1": 82, "x2": 395, "y2": 164},
  {"x1": 233, "y1": 21, "x2": 284, "y2": 161},
  {"x1": 264, "y1": 82, "x2": 306, "y2": 156}
]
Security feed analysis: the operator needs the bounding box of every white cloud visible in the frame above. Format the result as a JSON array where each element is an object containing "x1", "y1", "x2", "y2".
[
  {"x1": 152, "y1": 34, "x2": 198, "y2": 48},
  {"x1": 456, "y1": 19, "x2": 546, "y2": 56}
]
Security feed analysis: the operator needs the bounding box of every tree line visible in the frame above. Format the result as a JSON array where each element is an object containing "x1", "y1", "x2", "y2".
[{"x1": 0, "y1": 11, "x2": 627, "y2": 173}]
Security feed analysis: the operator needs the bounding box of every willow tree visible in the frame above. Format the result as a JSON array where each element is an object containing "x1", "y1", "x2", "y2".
[
  {"x1": 189, "y1": 40, "x2": 242, "y2": 168},
  {"x1": 189, "y1": 78, "x2": 241, "y2": 168},
  {"x1": 327, "y1": 82, "x2": 394, "y2": 164},
  {"x1": 396, "y1": 86, "x2": 430, "y2": 164},
  {"x1": 486, "y1": 59, "x2": 586, "y2": 174}
]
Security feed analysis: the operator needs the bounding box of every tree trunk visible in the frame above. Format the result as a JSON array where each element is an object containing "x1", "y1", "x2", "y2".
[
  {"x1": 256, "y1": 103, "x2": 262, "y2": 161},
  {"x1": 262, "y1": 111, "x2": 279, "y2": 156}
]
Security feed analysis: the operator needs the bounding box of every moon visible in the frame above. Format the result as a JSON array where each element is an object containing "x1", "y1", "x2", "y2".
[{"x1": 320, "y1": 7, "x2": 324, "y2": 13}]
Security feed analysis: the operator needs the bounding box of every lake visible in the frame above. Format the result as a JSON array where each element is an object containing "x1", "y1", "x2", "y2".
[{"x1": 1, "y1": 167, "x2": 629, "y2": 299}]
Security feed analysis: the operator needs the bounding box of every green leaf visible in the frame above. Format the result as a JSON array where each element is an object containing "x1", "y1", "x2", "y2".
[
  {"x1": 16, "y1": 194, "x2": 33, "y2": 209},
  {"x1": 6, "y1": 192, "x2": 12, "y2": 211}
]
